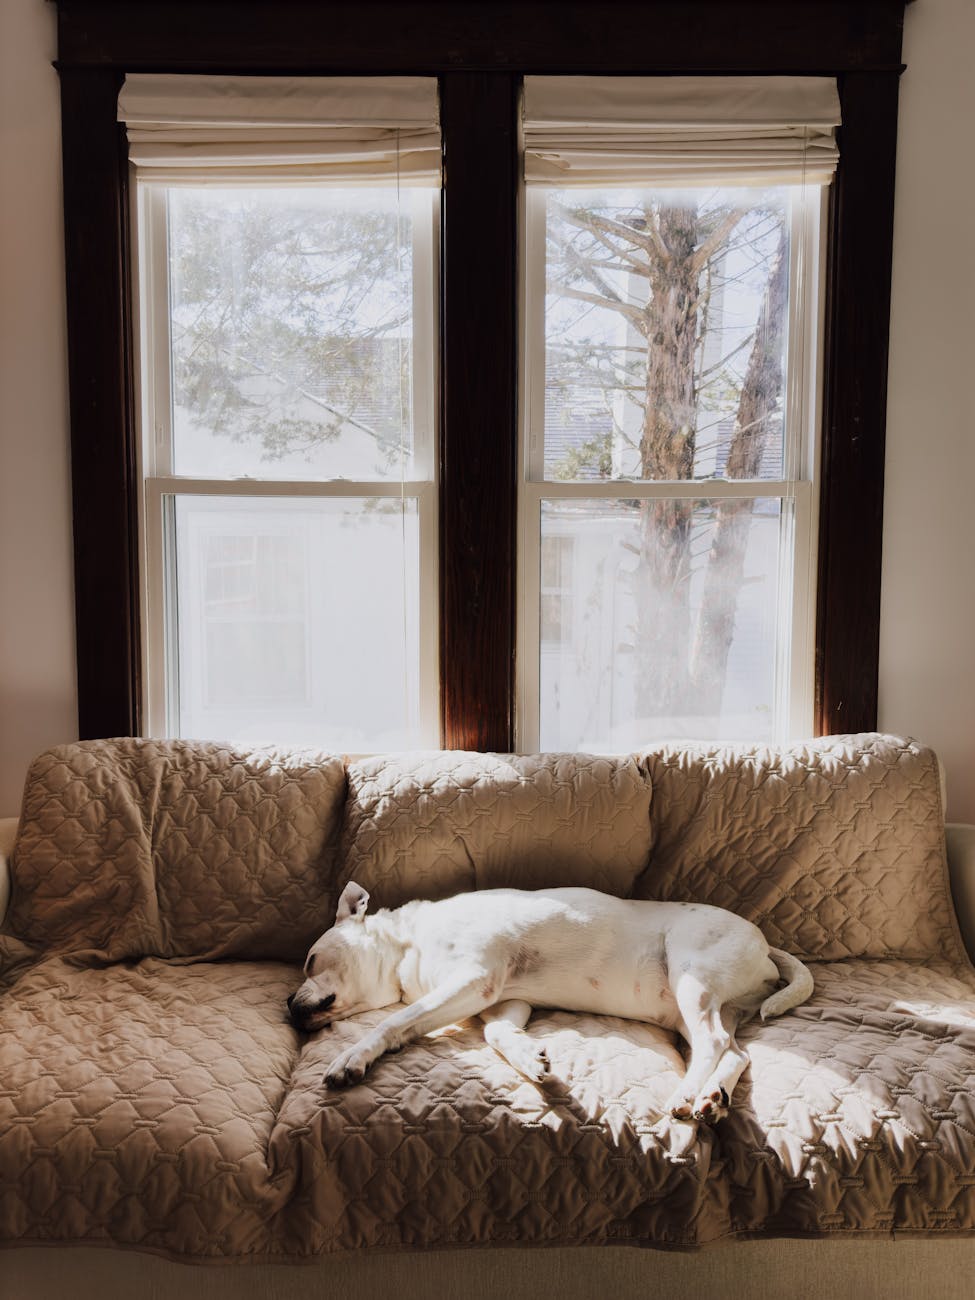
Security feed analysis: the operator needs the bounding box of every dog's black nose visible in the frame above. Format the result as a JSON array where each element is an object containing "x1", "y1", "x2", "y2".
[{"x1": 288, "y1": 992, "x2": 336, "y2": 1031}]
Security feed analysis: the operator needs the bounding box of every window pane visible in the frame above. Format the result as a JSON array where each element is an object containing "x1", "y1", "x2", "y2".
[
  {"x1": 539, "y1": 497, "x2": 785, "y2": 750},
  {"x1": 542, "y1": 187, "x2": 790, "y2": 482},
  {"x1": 173, "y1": 495, "x2": 422, "y2": 749},
  {"x1": 167, "y1": 186, "x2": 432, "y2": 481}
]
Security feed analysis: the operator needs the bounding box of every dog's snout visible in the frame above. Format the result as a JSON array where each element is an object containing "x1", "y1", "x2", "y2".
[{"x1": 288, "y1": 990, "x2": 337, "y2": 1030}]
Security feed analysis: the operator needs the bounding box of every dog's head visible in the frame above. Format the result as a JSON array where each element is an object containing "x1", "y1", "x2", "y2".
[{"x1": 287, "y1": 882, "x2": 397, "y2": 1032}]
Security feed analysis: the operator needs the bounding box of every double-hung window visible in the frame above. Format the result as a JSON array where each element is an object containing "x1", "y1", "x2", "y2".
[
  {"x1": 124, "y1": 71, "x2": 839, "y2": 753},
  {"x1": 518, "y1": 77, "x2": 837, "y2": 749},
  {"x1": 125, "y1": 76, "x2": 440, "y2": 749}
]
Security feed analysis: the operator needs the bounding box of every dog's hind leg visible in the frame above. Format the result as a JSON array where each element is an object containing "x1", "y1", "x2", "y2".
[
  {"x1": 481, "y1": 1000, "x2": 550, "y2": 1083},
  {"x1": 666, "y1": 973, "x2": 740, "y2": 1124},
  {"x1": 690, "y1": 1007, "x2": 750, "y2": 1123}
]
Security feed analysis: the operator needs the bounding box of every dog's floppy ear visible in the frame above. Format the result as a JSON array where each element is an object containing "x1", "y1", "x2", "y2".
[{"x1": 335, "y1": 881, "x2": 370, "y2": 924}]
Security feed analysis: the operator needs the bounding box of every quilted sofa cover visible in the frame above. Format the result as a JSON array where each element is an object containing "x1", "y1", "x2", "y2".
[{"x1": 2, "y1": 733, "x2": 975, "y2": 1261}]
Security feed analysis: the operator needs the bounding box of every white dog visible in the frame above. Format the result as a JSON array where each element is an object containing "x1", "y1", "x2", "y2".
[{"x1": 288, "y1": 882, "x2": 813, "y2": 1123}]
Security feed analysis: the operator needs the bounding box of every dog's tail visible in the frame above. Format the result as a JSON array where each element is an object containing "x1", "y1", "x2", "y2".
[{"x1": 760, "y1": 948, "x2": 814, "y2": 1020}]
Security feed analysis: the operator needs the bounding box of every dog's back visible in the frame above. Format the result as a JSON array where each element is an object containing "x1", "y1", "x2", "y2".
[{"x1": 398, "y1": 886, "x2": 790, "y2": 1029}]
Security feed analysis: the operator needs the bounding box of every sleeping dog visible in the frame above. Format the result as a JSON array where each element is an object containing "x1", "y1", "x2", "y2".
[{"x1": 288, "y1": 882, "x2": 813, "y2": 1123}]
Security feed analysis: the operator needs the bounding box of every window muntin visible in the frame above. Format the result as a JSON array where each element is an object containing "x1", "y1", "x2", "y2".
[
  {"x1": 137, "y1": 181, "x2": 439, "y2": 749},
  {"x1": 520, "y1": 183, "x2": 824, "y2": 750}
]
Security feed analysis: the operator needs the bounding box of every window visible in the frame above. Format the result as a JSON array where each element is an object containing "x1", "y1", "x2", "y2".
[
  {"x1": 129, "y1": 73, "x2": 835, "y2": 753},
  {"x1": 521, "y1": 184, "x2": 824, "y2": 749},
  {"x1": 60, "y1": 10, "x2": 904, "y2": 750},
  {"x1": 132, "y1": 74, "x2": 833, "y2": 752},
  {"x1": 128, "y1": 77, "x2": 440, "y2": 749},
  {"x1": 518, "y1": 77, "x2": 834, "y2": 750},
  {"x1": 520, "y1": 81, "x2": 842, "y2": 748},
  {"x1": 540, "y1": 535, "x2": 574, "y2": 648}
]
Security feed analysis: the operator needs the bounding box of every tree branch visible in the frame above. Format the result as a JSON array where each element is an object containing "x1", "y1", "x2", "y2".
[
  {"x1": 691, "y1": 208, "x2": 747, "y2": 275},
  {"x1": 546, "y1": 282, "x2": 647, "y2": 329}
]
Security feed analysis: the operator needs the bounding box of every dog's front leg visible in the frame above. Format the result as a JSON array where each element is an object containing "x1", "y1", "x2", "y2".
[{"x1": 325, "y1": 973, "x2": 495, "y2": 1089}]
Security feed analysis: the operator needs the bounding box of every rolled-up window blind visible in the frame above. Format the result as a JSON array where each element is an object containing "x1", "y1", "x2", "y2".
[
  {"x1": 118, "y1": 74, "x2": 441, "y2": 183},
  {"x1": 523, "y1": 76, "x2": 840, "y2": 187}
]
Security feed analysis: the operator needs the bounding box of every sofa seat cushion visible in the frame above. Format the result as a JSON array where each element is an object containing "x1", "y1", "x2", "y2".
[
  {"x1": 3, "y1": 956, "x2": 975, "y2": 1257},
  {"x1": 723, "y1": 959, "x2": 975, "y2": 1237},
  {"x1": 0, "y1": 957, "x2": 298, "y2": 1258},
  {"x1": 269, "y1": 1003, "x2": 705, "y2": 1254},
  {"x1": 268, "y1": 960, "x2": 975, "y2": 1255}
]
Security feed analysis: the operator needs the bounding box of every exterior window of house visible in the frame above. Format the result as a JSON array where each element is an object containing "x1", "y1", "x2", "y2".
[
  {"x1": 539, "y1": 534, "x2": 574, "y2": 647},
  {"x1": 518, "y1": 77, "x2": 834, "y2": 751},
  {"x1": 127, "y1": 77, "x2": 440, "y2": 750}
]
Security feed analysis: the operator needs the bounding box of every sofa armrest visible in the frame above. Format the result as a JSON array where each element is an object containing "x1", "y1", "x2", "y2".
[
  {"x1": 0, "y1": 817, "x2": 17, "y2": 929},
  {"x1": 947, "y1": 823, "x2": 975, "y2": 962}
]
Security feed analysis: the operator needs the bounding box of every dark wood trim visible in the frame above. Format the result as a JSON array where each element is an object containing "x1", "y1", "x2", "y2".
[
  {"x1": 57, "y1": 1, "x2": 907, "y2": 75},
  {"x1": 439, "y1": 73, "x2": 519, "y2": 751},
  {"x1": 816, "y1": 70, "x2": 901, "y2": 736},
  {"x1": 58, "y1": 66, "x2": 142, "y2": 739},
  {"x1": 53, "y1": 0, "x2": 909, "y2": 745}
]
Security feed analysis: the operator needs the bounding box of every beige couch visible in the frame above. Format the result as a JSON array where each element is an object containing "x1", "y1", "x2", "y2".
[{"x1": 2, "y1": 734, "x2": 975, "y2": 1299}]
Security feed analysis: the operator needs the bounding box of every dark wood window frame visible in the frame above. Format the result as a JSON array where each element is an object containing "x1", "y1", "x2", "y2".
[{"x1": 54, "y1": 0, "x2": 909, "y2": 750}]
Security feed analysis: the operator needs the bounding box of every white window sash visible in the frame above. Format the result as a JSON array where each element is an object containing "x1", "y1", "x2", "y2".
[
  {"x1": 142, "y1": 478, "x2": 440, "y2": 745},
  {"x1": 516, "y1": 185, "x2": 827, "y2": 751},
  {"x1": 133, "y1": 182, "x2": 440, "y2": 747}
]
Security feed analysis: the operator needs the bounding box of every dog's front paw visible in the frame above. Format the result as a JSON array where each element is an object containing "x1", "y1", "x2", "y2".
[{"x1": 324, "y1": 1046, "x2": 370, "y2": 1090}]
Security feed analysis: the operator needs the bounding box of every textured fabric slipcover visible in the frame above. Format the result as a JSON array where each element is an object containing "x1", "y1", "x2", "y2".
[
  {"x1": 2, "y1": 734, "x2": 975, "y2": 1260},
  {"x1": 337, "y1": 751, "x2": 653, "y2": 909},
  {"x1": 2, "y1": 957, "x2": 975, "y2": 1256},
  {"x1": 635, "y1": 734, "x2": 960, "y2": 962},
  {"x1": 7, "y1": 739, "x2": 346, "y2": 962}
]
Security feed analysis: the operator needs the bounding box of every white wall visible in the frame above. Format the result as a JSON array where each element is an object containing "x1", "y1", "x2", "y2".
[
  {"x1": 0, "y1": 0, "x2": 973, "y2": 819},
  {"x1": 0, "y1": 0, "x2": 76, "y2": 816},
  {"x1": 880, "y1": 0, "x2": 975, "y2": 822}
]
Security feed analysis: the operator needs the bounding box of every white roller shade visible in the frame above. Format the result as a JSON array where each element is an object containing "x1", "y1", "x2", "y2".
[
  {"x1": 524, "y1": 76, "x2": 840, "y2": 187},
  {"x1": 118, "y1": 74, "x2": 441, "y2": 183}
]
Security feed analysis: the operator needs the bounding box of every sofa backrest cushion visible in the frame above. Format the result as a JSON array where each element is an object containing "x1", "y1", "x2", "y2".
[
  {"x1": 6, "y1": 739, "x2": 346, "y2": 962},
  {"x1": 633, "y1": 733, "x2": 962, "y2": 962},
  {"x1": 336, "y1": 751, "x2": 653, "y2": 909}
]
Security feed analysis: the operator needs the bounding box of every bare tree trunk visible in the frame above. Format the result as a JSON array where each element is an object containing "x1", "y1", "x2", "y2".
[
  {"x1": 690, "y1": 227, "x2": 789, "y2": 714},
  {"x1": 634, "y1": 205, "x2": 702, "y2": 720}
]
